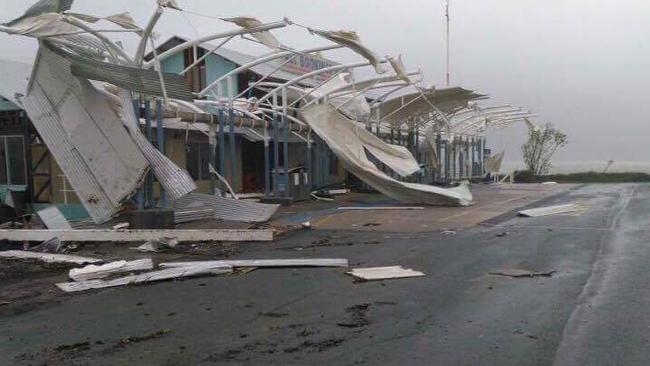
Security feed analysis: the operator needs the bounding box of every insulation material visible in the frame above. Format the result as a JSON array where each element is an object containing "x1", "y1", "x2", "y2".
[
  {"x1": 221, "y1": 16, "x2": 280, "y2": 50},
  {"x1": 355, "y1": 123, "x2": 420, "y2": 177},
  {"x1": 312, "y1": 30, "x2": 386, "y2": 74},
  {"x1": 300, "y1": 104, "x2": 472, "y2": 206},
  {"x1": 22, "y1": 43, "x2": 149, "y2": 223},
  {"x1": 174, "y1": 193, "x2": 280, "y2": 223},
  {"x1": 484, "y1": 150, "x2": 505, "y2": 174},
  {"x1": 388, "y1": 55, "x2": 411, "y2": 83}
]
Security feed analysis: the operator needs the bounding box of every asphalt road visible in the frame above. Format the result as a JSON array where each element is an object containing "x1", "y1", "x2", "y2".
[{"x1": 1, "y1": 183, "x2": 648, "y2": 365}]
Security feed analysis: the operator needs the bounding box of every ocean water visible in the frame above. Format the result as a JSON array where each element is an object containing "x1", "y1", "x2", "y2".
[{"x1": 501, "y1": 161, "x2": 650, "y2": 174}]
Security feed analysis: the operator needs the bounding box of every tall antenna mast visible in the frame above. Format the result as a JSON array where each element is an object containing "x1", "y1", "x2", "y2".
[{"x1": 445, "y1": 0, "x2": 450, "y2": 86}]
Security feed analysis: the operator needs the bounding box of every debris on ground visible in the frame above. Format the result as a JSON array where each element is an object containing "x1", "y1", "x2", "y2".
[
  {"x1": 112, "y1": 222, "x2": 130, "y2": 230},
  {"x1": 518, "y1": 203, "x2": 586, "y2": 217},
  {"x1": 301, "y1": 221, "x2": 312, "y2": 229},
  {"x1": 0, "y1": 301, "x2": 11, "y2": 306},
  {"x1": 496, "y1": 232, "x2": 509, "y2": 237},
  {"x1": 441, "y1": 229, "x2": 457, "y2": 236},
  {"x1": 489, "y1": 269, "x2": 556, "y2": 278},
  {"x1": 346, "y1": 266, "x2": 425, "y2": 281},
  {"x1": 0, "y1": 229, "x2": 273, "y2": 242},
  {"x1": 337, "y1": 303, "x2": 370, "y2": 328},
  {"x1": 118, "y1": 329, "x2": 172, "y2": 347},
  {"x1": 0, "y1": 250, "x2": 102, "y2": 265},
  {"x1": 362, "y1": 222, "x2": 381, "y2": 227},
  {"x1": 338, "y1": 206, "x2": 424, "y2": 211},
  {"x1": 159, "y1": 258, "x2": 349, "y2": 269},
  {"x1": 36, "y1": 206, "x2": 72, "y2": 230},
  {"x1": 69, "y1": 259, "x2": 154, "y2": 281},
  {"x1": 131, "y1": 237, "x2": 179, "y2": 253},
  {"x1": 56, "y1": 265, "x2": 234, "y2": 293},
  {"x1": 29, "y1": 237, "x2": 65, "y2": 253}
]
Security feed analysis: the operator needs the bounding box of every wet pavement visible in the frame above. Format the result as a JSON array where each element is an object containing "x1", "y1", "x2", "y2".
[{"x1": 0, "y1": 183, "x2": 648, "y2": 365}]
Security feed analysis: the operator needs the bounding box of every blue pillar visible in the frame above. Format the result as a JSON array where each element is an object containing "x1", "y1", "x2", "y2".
[
  {"x1": 155, "y1": 99, "x2": 166, "y2": 207},
  {"x1": 218, "y1": 108, "x2": 225, "y2": 196},
  {"x1": 228, "y1": 108, "x2": 236, "y2": 195},
  {"x1": 264, "y1": 122, "x2": 271, "y2": 195},
  {"x1": 133, "y1": 99, "x2": 145, "y2": 209}
]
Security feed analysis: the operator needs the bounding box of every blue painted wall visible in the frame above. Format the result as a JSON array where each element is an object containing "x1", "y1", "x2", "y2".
[
  {"x1": 206, "y1": 54, "x2": 238, "y2": 98},
  {"x1": 0, "y1": 97, "x2": 19, "y2": 112}
]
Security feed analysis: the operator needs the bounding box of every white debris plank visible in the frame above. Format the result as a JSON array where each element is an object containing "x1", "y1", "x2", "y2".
[
  {"x1": 57, "y1": 265, "x2": 233, "y2": 293},
  {"x1": 160, "y1": 258, "x2": 349, "y2": 269},
  {"x1": 0, "y1": 250, "x2": 101, "y2": 265},
  {"x1": 518, "y1": 203, "x2": 583, "y2": 217},
  {"x1": 346, "y1": 266, "x2": 425, "y2": 281},
  {"x1": 0, "y1": 229, "x2": 273, "y2": 242},
  {"x1": 337, "y1": 206, "x2": 424, "y2": 211},
  {"x1": 69, "y1": 259, "x2": 154, "y2": 282}
]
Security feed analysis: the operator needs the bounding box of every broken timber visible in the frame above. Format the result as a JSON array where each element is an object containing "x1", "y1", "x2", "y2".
[
  {"x1": 346, "y1": 266, "x2": 425, "y2": 281},
  {"x1": 0, "y1": 229, "x2": 273, "y2": 242},
  {"x1": 160, "y1": 258, "x2": 349, "y2": 269},
  {"x1": 0, "y1": 250, "x2": 101, "y2": 265}
]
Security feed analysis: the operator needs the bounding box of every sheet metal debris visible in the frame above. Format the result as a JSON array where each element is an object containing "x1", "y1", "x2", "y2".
[
  {"x1": 346, "y1": 266, "x2": 425, "y2": 281},
  {"x1": 0, "y1": 229, "x2": 273, "y2": 242},
  {"x1": 518, "y1": 203, "x2": 585, "y2": 217},
  {"x1": 160, "y1": 258, "x2": 349, "y2": 269},
  {"x1": 69, "y1": 259, "x2": 154, "y2": 281},
  {"x1": 0, "y1": 250, "x2": 101, "y2": 265},
  {"x1": 57, "y1": 265, "x2": 233, "y2": 293},
  {"x1": 489, "y1": 269, "x2": 556, "y2": 278},
  {"x1": 174, "y1": 193, "x2": 280, "y2": 223},
  {"x1": 338, "y1": 206, "x2": 425, "y2": 211},
  {"x1": 131, "y1": 237, "x2": 179, "y2": 253}
]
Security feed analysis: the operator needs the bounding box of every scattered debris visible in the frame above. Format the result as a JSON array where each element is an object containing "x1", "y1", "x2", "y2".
[
  {"x1": 362, "y1": 222, "x2": 381, "y2": 227},
  {"x1": 441, "y1": 229, "x2": 457, "y2": 236},
  {"x1": 131, "y1": 237, "x2": 179, "y2": 253},
  {"x1": 56, "y1": 265, "x2": 233, "y2": 292},
  {"x1": 346, "y1": 266, "x2": 425, "y2": 281},
  {"x1": 29, "y1": 237, "x2": 64, "y2": 253},
  {"x1": 0, "y1": 229, "x2": 273, "y2": 242},
  {"x1": 258, "y1": 312, "x2": 289, "y2": 318},
  {"x1": 54, "y1": 341, "x2": 91, "y2": 352},
  {"x1": 496, "y1": 232, "x2": 509, "y2": 237},
  {"x1": 112, "y1": 222, "x2": 130, "y2": 230},
  {"x1": 301, "y1": 221, "x2": 312, "y2": 229},
  {"x1": 0, "y1": 301, "x2": 10, "y2": 306},
  {"x1": 160, "y1": 258, "x2": 349, "y2": 269},
  {"x1": 338, "y1": 206, "x2": 424, "y2": 211},
  {"x1": 69, "y1": 259, "x2": 154, "y2": 281},
  {"x1": 118, "y1": 329, "x2": 172, "y2": 347},
  {"x1": 489, "y1": 269, "x2": 556, "y2": 278},
  {"x1": 518, "y1": 203, "x2": 585, "y2": 217},
  {"x1": 36, "y1": 206, "x2": 72, "y2": 230},
  {"x1": 310, "y1": 192, "x2": 334, "y2": 201},
  {"x1": 0, "y1": 250, "x2": 101, "y2": 265},
  {"x1": 542, "y1": 181, "x2": 558, "y2": 185}
]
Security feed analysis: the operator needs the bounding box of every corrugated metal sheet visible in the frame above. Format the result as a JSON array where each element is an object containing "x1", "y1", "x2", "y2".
[
  {"x1": 22, "y1": 44, "x2": 149, "y2": 223},
  {"x1": 62, "y1": 49, "x2": 194, "y2": 101},
  {"x1": 37, "y1": 206, "x2": 72, "y2": 230},
  {"x1": 174, "y1": 193, "x2": 279, "y2": 223},
  {"x1": 117, "y1": 89, "x2": 197, "y2": 201}
]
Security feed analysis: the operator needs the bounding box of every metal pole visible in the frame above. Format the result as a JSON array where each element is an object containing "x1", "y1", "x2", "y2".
[
  {"x1": 445, "y1": 0, "x2": 451, "y2": 87},
  {"x1": 144, "y1": 100, "x2": 154, "y2": 208},
  {"x1": 306, "y1": 130, "x2": 312, "y2": 190},
  {"x1": 272, "y1": 92, "x2": 279, "y2": 196},
  {"x1": 282, "y1": 87, "x2": 290, "y2": 198},
  {"x1": 264, "y1": 120, "x2": 271, "y2": 196},
  {"x1": 155, "y1": 99, "x2": 166, "y2": 207},
  {"x1": 228, "y1": 108, "x2": 236, "y2": 195},
  {"x1": 133, "y1": 99, "x2": 144, "y2": 209},
  {"x1": 218, "y1": 108, "x2": 225, "y2": 195}
]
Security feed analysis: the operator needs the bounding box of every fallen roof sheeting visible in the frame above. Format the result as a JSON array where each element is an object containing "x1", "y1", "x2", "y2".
[
  {"x1": 518, "y1": 203, "x2": 584, "y2": 217},
  {"x1": 0, "y1": 229, "x2": 273, "y2": 242},
  {"x1": 346, "y1": 266, "x2": 425, "y2": 281},
  {"x1": 174, "y1": 193, "x2": 280, "y2": 223},
  {"x1": 160, "y1": 258, "x2": 349, "y2": 269},
  {"x1": 22, "y1": 43, "x2": 149, "y2": 223},
  {"x1": 0, "y1": 250, "x2": 101, "y2": 265},
  {"x1": 338, "y1": 206, "x2": 424, "y2": 211},
  {"x1": 69, "y1": 259, "x2": 154, "y2": 281},
  {"x1": 300, "y1": 104, "x2": 472, "y2": 206},
  {"x1": 57, "y1": 265, "x2": 233, "y2": 293}
]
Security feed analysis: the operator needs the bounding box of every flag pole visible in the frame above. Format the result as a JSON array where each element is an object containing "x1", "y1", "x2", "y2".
[{"x1": 445, "y1": 0, "x2": 450, "y2": 86}]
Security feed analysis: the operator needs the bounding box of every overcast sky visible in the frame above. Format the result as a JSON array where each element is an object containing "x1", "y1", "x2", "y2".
[{"x1": 1, "y1": 0, "x2": 649, "y2": 164}]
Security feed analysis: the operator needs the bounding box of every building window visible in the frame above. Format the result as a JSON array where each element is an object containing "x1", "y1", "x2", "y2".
[
  {"x1": 186, "y1": 143, "x2": 211, "y2": 180},
  {"x1": 0, "y1": 135, "x2": 26, "y2": 185}
]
